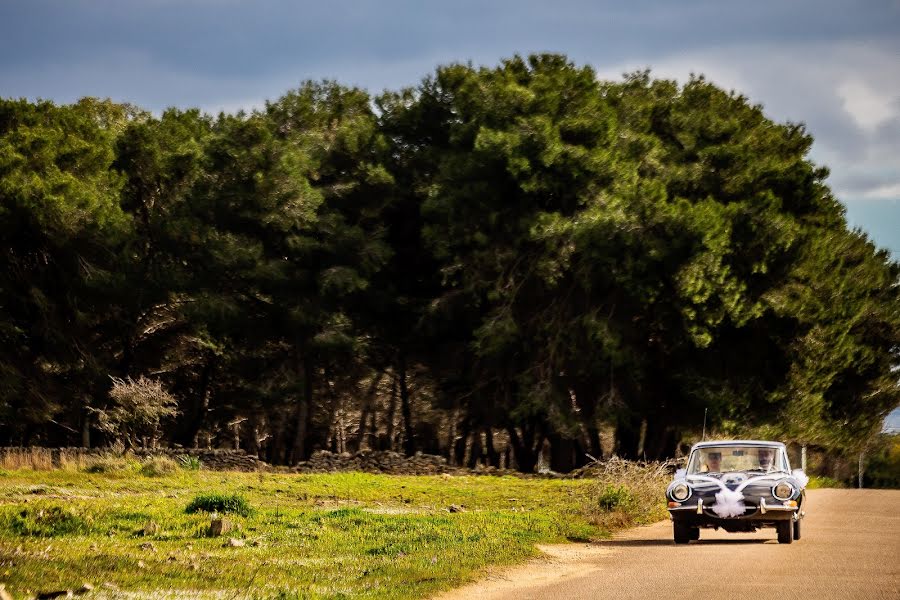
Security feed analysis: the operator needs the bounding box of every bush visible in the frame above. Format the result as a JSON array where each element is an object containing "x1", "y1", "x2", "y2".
[
  {"x1": 7, "y1": 504, "x2": 92, "y2": 537},
  {"x1": 82, "y1": 456, "x2": 139, "y2": 474},
  {"x1": 597, "y1": 484, "x2": 636, "y2": 512},
  {"x1": 94, "y1": 376, "x2": 178, "y2": 448},
  {"x1": 185, "y1": 493, "x2": 253, "y2": 517},
  {"x1": 139, "y1": 456, "x2": 179, "y2": 477},
  {"x1": 864, "y1": 434, "x2": 900, "y2": 489},
  {"x1": 177, "y1": 454, "x2": 202, "y2": 471}
]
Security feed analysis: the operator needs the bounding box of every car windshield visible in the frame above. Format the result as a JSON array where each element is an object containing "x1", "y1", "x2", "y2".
[{"x1": 687, "y1": 445, "x2": 784, "y2": 474}]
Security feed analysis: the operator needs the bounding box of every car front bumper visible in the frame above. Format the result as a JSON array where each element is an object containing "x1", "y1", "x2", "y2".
[{"x1": 668, "y1": 497, "x2": 800, "y2": 523}]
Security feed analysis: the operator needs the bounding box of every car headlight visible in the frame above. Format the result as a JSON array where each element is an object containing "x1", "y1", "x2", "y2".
[
  {"x1": 671, "y1": 482, "x2": 691, "y2": 501},
  {"x1": 773, "y1": 481, "x2": 794, "y2": 501}
]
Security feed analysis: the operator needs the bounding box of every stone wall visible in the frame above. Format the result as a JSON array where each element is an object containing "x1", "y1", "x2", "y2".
[
  {"x1": 291, "y1": 450, "x2": 524, "y2": 476},
  {"x1": 293, "y1": 450, "x2": 452, "y2": 474},
  {"x1": 0, "y1": 447, "x2": 529, "y2": 475}
]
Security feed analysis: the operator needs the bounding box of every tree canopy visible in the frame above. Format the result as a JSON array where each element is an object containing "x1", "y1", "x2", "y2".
[{"x1": 1, "y1": 55, "x2": 897, "y2": 472}]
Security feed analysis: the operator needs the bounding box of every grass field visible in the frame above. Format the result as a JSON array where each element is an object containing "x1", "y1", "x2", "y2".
[{"x1": 0, "y1": 461, "x2": 668, "y2": 599}]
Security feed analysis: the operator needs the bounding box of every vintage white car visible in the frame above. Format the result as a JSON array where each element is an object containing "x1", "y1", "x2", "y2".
[{"x1": 666, "y1": 440, "x2": 807, "y2": 544}]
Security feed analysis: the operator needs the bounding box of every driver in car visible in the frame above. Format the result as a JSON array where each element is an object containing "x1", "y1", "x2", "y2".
[
  {"x1": 705, "y1": 451, "x2": 722, "y2": 473},
  {"x1": 757, "y1": 448, "x2": 774, "y2": 472}
]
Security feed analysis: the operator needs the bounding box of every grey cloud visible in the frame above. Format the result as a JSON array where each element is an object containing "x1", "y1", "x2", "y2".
[
  {"x1": 1, "y1": 0, "x2": 897, "y2": 255},
  {"x1": 2, "y1": 1, "x2": 898, "y2": 85}
]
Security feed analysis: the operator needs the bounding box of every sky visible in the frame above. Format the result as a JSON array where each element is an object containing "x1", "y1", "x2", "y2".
[{"x1": 0, "y1": 0, "x2": 898, "y2": 258}]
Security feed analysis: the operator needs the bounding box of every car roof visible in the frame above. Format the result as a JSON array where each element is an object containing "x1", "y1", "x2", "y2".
[{"x1": 691, "y1": 440, "x2": 785, "y2": 451}]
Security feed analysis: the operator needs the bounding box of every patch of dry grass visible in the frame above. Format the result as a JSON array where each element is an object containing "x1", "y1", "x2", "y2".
[
  {"x1": 0, "y1": 448, "x2": 54, "y2": 471},
  {"x1": 581, "y1": 457, "x2": 673, "y2": 529}
]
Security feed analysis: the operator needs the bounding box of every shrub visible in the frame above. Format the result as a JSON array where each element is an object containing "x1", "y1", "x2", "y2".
[
  {"x1": 177, "y1": 454, "x2": 202, "y2": 471},
  {"x1": 139, "y1": 456, "x2": 179, "y2": 477},
  {"x1": 93, "y1": 376, "x2": 178, "y2": 448},
  {"x1": 8, "y1": 504, "x2": 92, "y2": 537},
  {"x1": 185, "y1": 493, "x2": 253, "y2": 517},
  {"x1": 83, "y1": 456, "x2": 139, "y2": 474},
  {"x1": 597, "y1": 484, "x2": 636, "y2": 512}
]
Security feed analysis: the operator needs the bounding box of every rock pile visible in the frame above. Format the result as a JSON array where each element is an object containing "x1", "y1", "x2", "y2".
[{"x1": 293, "y1": 450, "x2": 455, "y2": 475}]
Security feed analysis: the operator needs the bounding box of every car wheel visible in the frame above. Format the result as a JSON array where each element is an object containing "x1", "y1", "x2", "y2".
[
  {"x1": 689, "y1": 527, "x2": 700, "y2": 541},
  {"x1": 673, "y1": 521, "x2": 691, "y2": 544},
  {"x1": 777, "y1": 520, "x2": 793, "y2": 544},
  {"x1": 793, "y1": 518, "x2": 801, "y2": 540}
]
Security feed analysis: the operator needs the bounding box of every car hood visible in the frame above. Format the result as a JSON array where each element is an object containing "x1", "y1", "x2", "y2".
[{"x1": 684, "y1": 471, "x2": 790, "y2": 492}]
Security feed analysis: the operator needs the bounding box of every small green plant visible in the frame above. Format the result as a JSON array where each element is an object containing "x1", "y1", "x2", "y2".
[
  {"x1": 8, "y1": 504, "x2": 92, "y2": 537},
  {"x1": 185, "y1": 493, "x2": 253, "y2": 517},
  {"x1": 597, "y1": 484, "x2": 636, "y2": 511},
  {"x1": 176, "y1": 454, "x2": 202, "y2": 471},
  {"x1": 139, "y1": 456, "x2": 179, "y2": 477}
]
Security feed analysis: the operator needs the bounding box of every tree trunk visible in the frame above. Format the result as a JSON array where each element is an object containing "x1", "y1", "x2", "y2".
[
  {"x1": 398, "y1": 353, "x2": 415, "y2": 456},
  {"x1": 644, "y1": 416, "x2": 677, "y2": 460},
  {"x1": 175, "y1": 352, "x2": 215, "y2": 448},
  {"x1": 355, "y1": 371, "x2": 384, "y2": 451},
  {"x1": 290, "y1": 357, "x2": 313, "y2": 464},
  {"x1": 485, "y1": 428, "x2": 498, "y2": 467},
  {"x1": 585, "y1": 424, "x2": 602, "y2": 460},
  {"x1": 572, "y1": 382, "x2": 603, "y2": 459},
  {"x1": 81, "y1": 411, "x2": 91, "y2": 448},
  {"x1": 384, "y1": 371, "x2": 397, "y2": 451},
  {"x1": 323, "y1": 369, "x2": 341, "y2": 453},
  {"x1": 467, "y1": 430, "x2": 483, "y2": 469},
  {"x1": 615, "y1": 413, "x2": 642, "y2": 459},
  {"x1": 454, "y1": 420, "x2": 470, "y2": 466},
  {"x1": 549, "y1": 433, "x2": 577, "y2": 473},
  {"x1": 507, "y1": 425, "x2": 540, "y2": 473}
]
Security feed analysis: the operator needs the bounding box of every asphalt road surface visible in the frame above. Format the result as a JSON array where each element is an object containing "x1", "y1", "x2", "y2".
[{"x1": 437, "y1": 488, "x2": 900, "y2": 600}]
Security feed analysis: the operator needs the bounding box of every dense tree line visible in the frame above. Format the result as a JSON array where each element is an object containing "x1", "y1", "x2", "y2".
[{"x1": 1, "y1": 55, "x2": 898, "y2": 470}]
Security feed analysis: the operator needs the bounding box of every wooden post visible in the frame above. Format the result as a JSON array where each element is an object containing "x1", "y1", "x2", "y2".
[{"x1": 801, "y1": 445, "x2": 807, "y2": 471}]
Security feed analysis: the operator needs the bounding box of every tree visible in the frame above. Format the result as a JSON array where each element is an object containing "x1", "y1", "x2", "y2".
[
  {"x1": 0, "y1": 98, "x2": 130, "y2": 445},
  {"x1": 93, "y1": 376, "x2": 178, "y2": 449}
]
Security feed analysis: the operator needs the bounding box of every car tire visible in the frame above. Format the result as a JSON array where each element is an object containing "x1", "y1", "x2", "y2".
[
  {"x1": 673, "y1": 521, "x2": 692, "y2": 544},
  {"x1": 689, "y1": 527, "x2": 700, "y2": 541},
  {"x1": 777, "y1": 520, "x2": 793, "y2": 544},
  {"x1": 793, "y1": 519, "x2": 801, "y2": 540}
]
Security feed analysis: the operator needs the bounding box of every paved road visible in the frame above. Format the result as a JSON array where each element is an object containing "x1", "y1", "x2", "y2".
[{"x1": 438, "y1": 489, "x2": 900, "y2": 600}]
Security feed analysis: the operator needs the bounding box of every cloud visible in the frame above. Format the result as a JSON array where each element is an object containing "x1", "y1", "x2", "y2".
[
  {"x1": 839, "y1": 80, "x2": 896, "y2": 130},
  {"x1": 1, "y1": 1, "x2": 897, "y2": 255}
]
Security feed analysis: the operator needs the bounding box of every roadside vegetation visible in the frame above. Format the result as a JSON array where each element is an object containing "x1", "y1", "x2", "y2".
[
  {"x1": 806, "y1": 475, "x2": 846, "y2": 489},
  {"x1": 0, "y1": 461, "x2": 668, "y2": 599}
]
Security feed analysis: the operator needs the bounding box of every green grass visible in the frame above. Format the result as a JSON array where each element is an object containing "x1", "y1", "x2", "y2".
[
  {"x1": 806, "y1": 475, "x2": 846, "y2": 489},
  {"x1": 0, "y1": 467, "x2": 662, "y2": 599},
  {"x1": 185, "y1": 492, "x2": 254, "y2": 517}
]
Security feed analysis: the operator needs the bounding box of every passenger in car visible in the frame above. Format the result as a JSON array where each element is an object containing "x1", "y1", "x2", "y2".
[{"x1": 705, "y1": 452, "x2": 722, "y2": 473}]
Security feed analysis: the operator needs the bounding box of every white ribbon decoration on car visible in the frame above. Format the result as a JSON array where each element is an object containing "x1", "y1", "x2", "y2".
[{"x1": 683, "y1": 474, "x2": 788, "y2": 518}]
